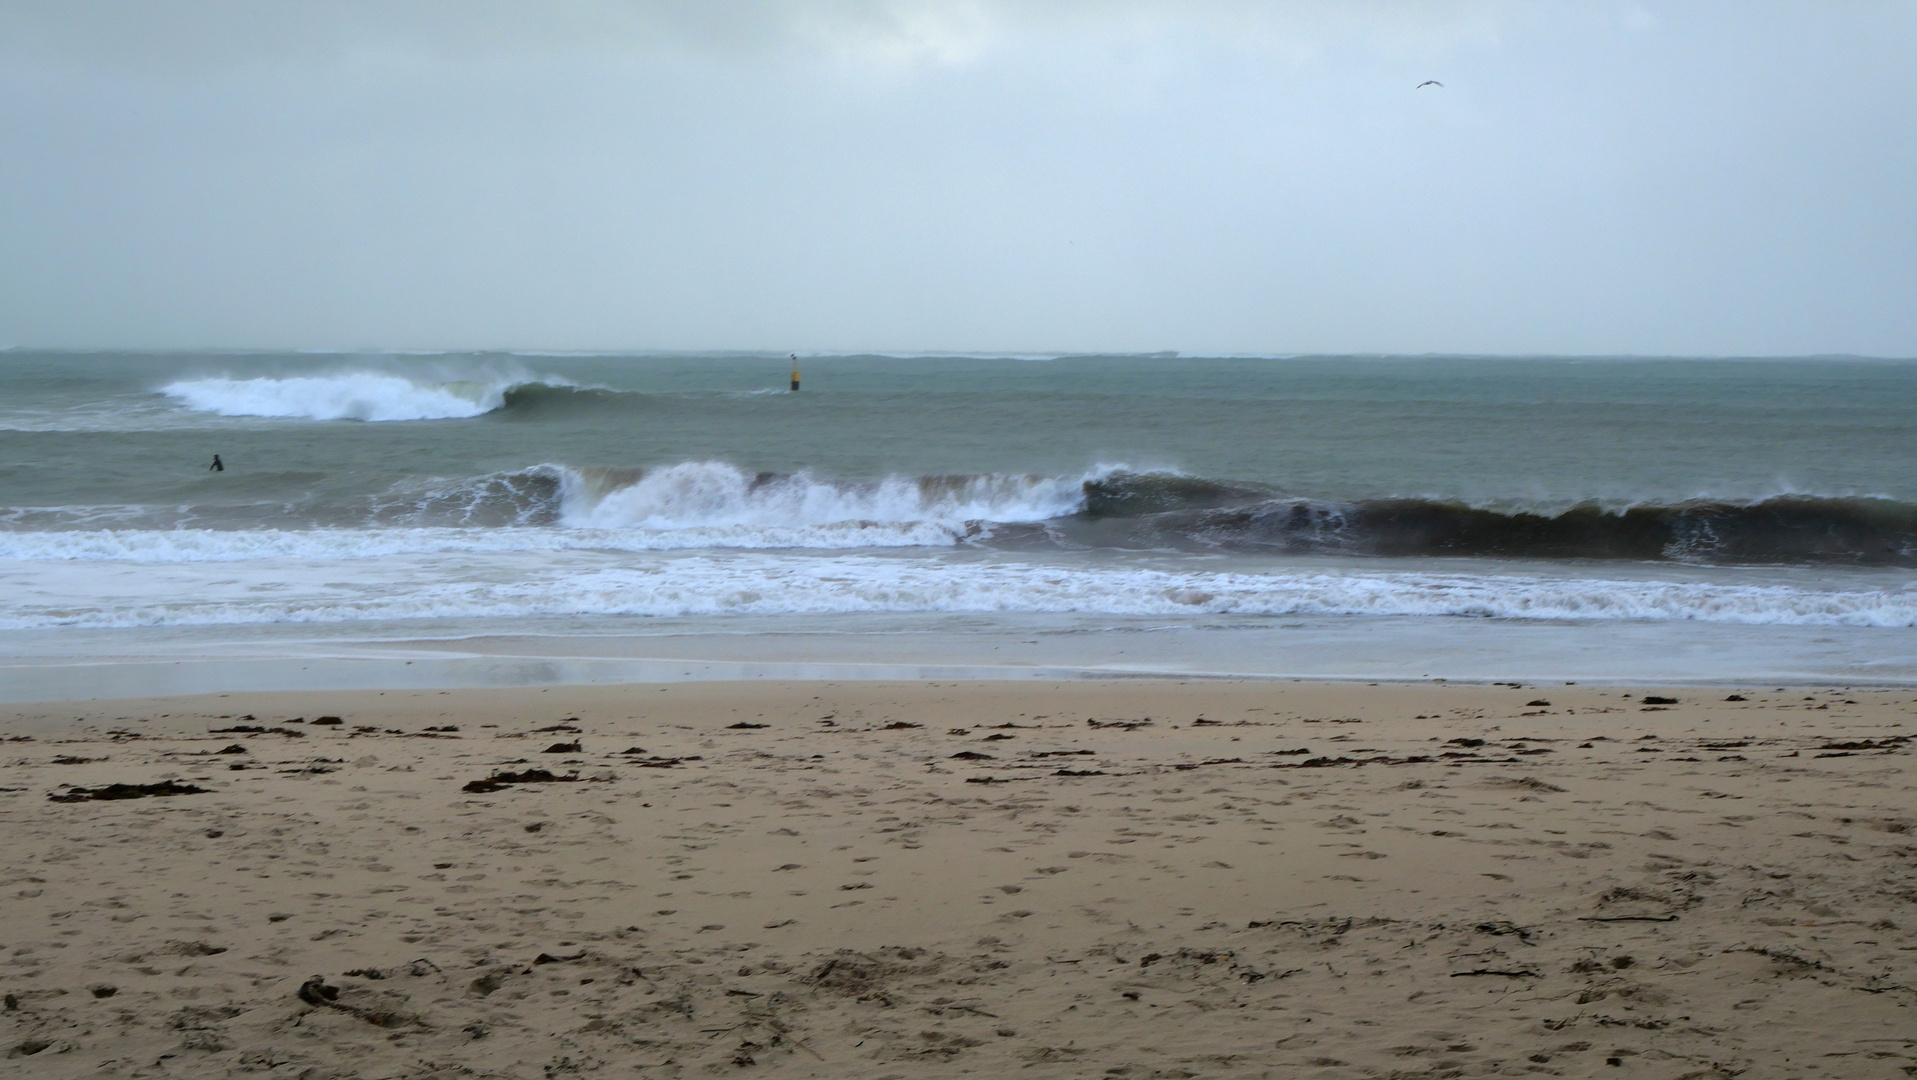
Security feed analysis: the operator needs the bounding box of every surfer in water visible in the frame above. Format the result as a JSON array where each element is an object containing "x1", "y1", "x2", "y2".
[{"x1": 208, "y1": 454, "x2": 224, "y2": 472}]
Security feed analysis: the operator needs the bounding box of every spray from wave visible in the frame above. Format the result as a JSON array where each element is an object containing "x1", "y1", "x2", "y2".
[
  {"x1": 160, "y1": 371, "x2": 578, "y2": 422},
  {"x1": 558, "y1": 461, "x2": 1096, "y2": 531}
]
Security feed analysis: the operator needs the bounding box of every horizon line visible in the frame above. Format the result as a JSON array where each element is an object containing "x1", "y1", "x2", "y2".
[{"x1": 5, "y1": 346, "x2": 1915, "y2": 363}]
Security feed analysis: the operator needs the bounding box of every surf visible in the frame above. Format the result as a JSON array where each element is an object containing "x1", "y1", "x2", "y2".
[
  {"x1": 9, "y1": 457, "x2": 1917, "y2": 566},
  {"x1": 159, "y1": 371, "x2": 580, "y2": 422},
  {"x1": 3, "y1": 548, "x2": 1913, "y2": 630}
]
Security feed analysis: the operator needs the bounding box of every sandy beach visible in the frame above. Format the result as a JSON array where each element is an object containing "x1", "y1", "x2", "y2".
[
  {"x1": 11, "y1": 1, "x2": 1917, "y2": 1076},
  {"x1": 1, "y1": 679, "x2": 1913, "y2": 1078}
]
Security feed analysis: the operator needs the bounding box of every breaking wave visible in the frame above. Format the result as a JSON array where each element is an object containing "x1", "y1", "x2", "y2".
[
  {"x1": 556, "y1": 461, "x2": 1092, "y2": 531},
  {"x1": 344, "y1": 460, "x2": 1103, "y2": 536},
  {"x1": 376, "y1": 464, "x2": 1917, "y2": 565},
  {"x1": 0, "y1": 462, "x2": 1112, "y2": 556},
  {"x1": 160, "y1": 371, "x2": 581, "y2": 421},
  {"x1": 7, "y1": 458, "x2": 1917, "y2": 565}
]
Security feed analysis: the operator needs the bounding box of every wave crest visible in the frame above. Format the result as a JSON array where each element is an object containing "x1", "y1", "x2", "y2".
[
  {"x1": 561, "y1": 461, "x2": 1096, "y2": 532},
  {"x1": 161, "y1": 372, "x2": 576, "y2": 421}
]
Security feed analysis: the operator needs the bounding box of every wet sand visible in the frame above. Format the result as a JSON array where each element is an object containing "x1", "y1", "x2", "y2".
[{"x1": 2, "y1": 680, "x2": 1914, "y2": 1078}]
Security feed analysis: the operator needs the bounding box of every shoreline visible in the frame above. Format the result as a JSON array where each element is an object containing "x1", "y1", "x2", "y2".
[
  {"x1": 7, "y1": 661, "x2": 1917, "y2": 713},
  {"x1": 3, "y1": 679, "x2": 1913, "y2": 1076},
  {"x1": 6, "y1": 610, "x2": 1917, "y2": 702}
]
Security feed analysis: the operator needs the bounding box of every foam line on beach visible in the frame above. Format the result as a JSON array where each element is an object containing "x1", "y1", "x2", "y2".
[{"x1": 4, "y1": 550, "x2": 1914, "y2": 629}]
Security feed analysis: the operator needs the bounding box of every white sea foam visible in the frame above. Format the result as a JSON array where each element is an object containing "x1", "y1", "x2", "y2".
[
  {"x1": 1, "y1": 546, "x2": 1913, "y2": 629},
  {"x1": 559, "y1": 461, "x2": 1099, "y2": 531},
  {"x1": 0, "y1": 462, "x2": 1128, "y2": 555},
  {"x1": 159, "y1": 371, "x2": 565, "y2": 421},
  {"x1": 0, "y1": 523, "x2": 968, "y2": 561}
]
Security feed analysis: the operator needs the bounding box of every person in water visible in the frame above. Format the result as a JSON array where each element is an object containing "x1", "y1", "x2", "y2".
[{"x1": 208, "y1": 454, "x2": 224, "y2": 472}]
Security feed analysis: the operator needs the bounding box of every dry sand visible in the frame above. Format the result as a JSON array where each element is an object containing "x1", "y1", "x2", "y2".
[{"x1": 2, "y1": 679, "x2": 1914, "y2": 1079}]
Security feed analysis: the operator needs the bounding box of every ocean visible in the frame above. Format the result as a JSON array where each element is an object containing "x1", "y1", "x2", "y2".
[{"x1": 3, "y1": 351, "x2": 1915, "y2": 695}]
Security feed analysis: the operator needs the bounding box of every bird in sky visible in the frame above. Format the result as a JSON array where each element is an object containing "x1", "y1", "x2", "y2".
[{"x1": 1416, "y1": 80, "x2": 1444, "y2": 89}]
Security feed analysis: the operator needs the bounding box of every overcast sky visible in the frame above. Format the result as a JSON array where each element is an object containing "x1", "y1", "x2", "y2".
[{"x1": 1, "y1": 1, "x2": 1912, "y2": 355}]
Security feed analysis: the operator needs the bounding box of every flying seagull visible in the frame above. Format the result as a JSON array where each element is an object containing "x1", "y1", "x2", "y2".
[{"x1": 1416, "y1": 80, "x2": 1443, "y2": 89}]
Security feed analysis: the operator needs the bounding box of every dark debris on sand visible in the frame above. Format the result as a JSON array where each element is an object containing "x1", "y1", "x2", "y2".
[
  {"x1": 461, "y1": 769, "x2": 580, "y2": 794},
  {"x1": 48, "y1": 780, "x2": 209, "y2": 802}
]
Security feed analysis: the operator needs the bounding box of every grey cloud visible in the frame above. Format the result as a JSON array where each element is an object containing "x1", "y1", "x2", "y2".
[
  {"x1": 0, "y1": 1, "x2": 1506, "y2": 70},
  {"x1": 1, "y1": 1, "x2": 1912, "y2": 354}
]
